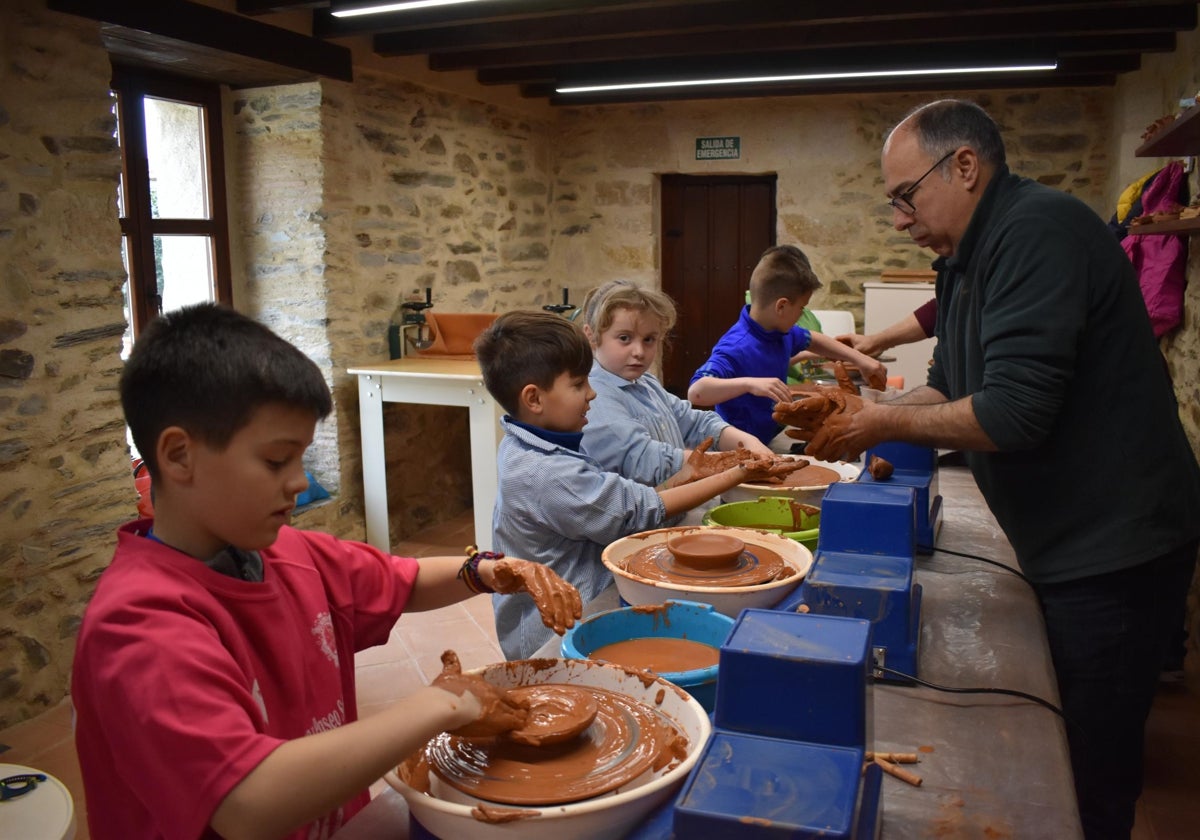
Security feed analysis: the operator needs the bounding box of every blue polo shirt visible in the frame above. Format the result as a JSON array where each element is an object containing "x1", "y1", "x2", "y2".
[{"x1": 690, "y1": 306, "x2": 811, "y2": 444}]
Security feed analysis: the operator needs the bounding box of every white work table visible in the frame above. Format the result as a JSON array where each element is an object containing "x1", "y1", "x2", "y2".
[{"x1": 348, "y1": 358, "x2": 502, "y2": 552}]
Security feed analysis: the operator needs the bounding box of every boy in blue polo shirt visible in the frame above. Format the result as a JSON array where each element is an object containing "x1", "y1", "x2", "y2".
[
  {"x1": 688, "y1": 244, "x2": 885, "y2": 447},
  {"x1": 475, "y1": 310, "x2": 806, "y2": 659}
]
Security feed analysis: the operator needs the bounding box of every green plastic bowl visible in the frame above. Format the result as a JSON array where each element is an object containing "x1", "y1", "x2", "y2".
[{"x1": 703, "y1": 496, "x2": 820, "y2": 551}]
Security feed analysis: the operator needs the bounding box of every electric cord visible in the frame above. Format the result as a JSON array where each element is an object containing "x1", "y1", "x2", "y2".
[
  {"x1": 877, "y1": 663, "x2": 1100, "y2": 755},
  {"x1": 918, "y1": 544, "x2": 1033, "y2": 586},
  {"x1": 875, "y1": 665, "x2": 1065, "y2": 719}
]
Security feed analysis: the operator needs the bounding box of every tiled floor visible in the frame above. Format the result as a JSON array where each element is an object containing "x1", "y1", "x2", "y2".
[{"x1": 2, "y1": 509, "x2": 1197, "y2": 839}]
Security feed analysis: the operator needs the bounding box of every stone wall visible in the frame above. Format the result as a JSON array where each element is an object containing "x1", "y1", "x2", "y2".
[
  {"x1": 224, "y1": 73, "x2": 559, "y2": 542},
  {"x1": 548, "y1": 90, "x2": 1113, "y2": 327},
  {"x1": 0, "y1": 0, "x2": 132, "y2": 728}
]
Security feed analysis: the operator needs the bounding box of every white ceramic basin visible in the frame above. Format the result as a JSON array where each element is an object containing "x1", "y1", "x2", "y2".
[
  {"x1": 601, "y1": 526, "x2": 813, "y2": 618},
  {"x1": 385, "y1": 657, "x2": 711, "y2": 839}
]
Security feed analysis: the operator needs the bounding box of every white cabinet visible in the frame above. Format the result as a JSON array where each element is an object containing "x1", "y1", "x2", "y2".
[{"x1": 864, "y1": 281, "x2": 937, "y2": 391}]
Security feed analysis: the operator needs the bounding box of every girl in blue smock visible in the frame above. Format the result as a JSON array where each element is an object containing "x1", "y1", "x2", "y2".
[{"x1": 579, "y1": 280, "x2": 773, "y2": 486}]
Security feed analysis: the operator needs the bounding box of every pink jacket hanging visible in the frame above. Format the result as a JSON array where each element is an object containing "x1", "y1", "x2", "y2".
[{"x1": 1122, "y1": 160, "x2": 1188, "y2": 338}]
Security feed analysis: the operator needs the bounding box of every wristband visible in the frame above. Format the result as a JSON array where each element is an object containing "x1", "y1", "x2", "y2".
[{"x1": 459, "y1": 545, "x2": 503, "y2": 594}]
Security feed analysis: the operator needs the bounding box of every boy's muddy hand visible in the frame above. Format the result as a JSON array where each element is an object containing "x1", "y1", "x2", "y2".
[
  {"x1": 488, "y1": 559, "x2": 582, "y2": 636},
  {"x1": 681, "y1": 438, "x2": 756, "y2": 482},
  {"x1": 738, "y1": 456, "x2": 810, "y2": 484},
  {"x1": 433, "y1": 650, "x2": 530, "y2": 737}
]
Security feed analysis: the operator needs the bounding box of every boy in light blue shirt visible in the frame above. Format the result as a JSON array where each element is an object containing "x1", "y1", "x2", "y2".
[{"x1": 475, "y1": 311, "x2": 804, "y2": 658}]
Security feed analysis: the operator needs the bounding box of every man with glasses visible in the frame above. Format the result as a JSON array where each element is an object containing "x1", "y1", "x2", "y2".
[{"x1": 802, "y1": 99, "x2": 1200, "y2": 840}]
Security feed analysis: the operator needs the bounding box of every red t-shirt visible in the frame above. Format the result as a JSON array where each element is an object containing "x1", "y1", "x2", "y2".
[{"x1": 72, "y1": 522, "x2": 419, "y2": 840}]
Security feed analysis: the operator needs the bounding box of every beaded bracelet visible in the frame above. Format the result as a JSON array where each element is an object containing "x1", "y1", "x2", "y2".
[{"x1": 459, "y1": 545, "x2": 503, "y2": 594}]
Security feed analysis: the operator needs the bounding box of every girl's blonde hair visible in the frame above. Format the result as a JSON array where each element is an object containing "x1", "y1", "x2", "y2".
[{"x1": 579, "y1": 280, "x2": 678, "y2": 341}]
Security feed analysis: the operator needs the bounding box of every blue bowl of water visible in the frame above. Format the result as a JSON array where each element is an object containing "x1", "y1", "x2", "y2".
[{"x1": 560, "y1": 599, "x2": 735, "y2": 711}]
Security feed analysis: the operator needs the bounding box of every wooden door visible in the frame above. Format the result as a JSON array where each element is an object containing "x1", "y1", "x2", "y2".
[{"x1": 660, "y1": 174, "x2": 776, "y2": 397}]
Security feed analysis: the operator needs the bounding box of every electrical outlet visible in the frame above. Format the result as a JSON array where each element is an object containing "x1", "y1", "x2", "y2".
[{"x1": 871, "y1": 646, "x2": 887, "y2": 678}]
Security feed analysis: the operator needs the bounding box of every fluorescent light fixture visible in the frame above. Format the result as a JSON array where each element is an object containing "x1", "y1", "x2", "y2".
[
  {"x1": 332, "y1": 0, "x2": 491, "y2": 18},
  {"x1": 557, "y1": 63, "x2": 1058, "y2": 94}
]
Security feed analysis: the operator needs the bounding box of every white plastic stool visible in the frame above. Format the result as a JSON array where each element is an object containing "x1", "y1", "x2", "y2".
[{"x1": 0, "y1": 763, "x2": 76, "y2": 840}]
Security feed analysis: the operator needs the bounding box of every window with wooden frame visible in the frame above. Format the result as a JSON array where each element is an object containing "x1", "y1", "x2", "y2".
[{"x1": 112, "y1": 66, "x2": 232, "y2": 345}]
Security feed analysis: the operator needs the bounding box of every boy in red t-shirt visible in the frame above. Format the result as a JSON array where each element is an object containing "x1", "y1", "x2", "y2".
[{"x1": 73, "y1": 303, "x2": 580, "y2": 840}]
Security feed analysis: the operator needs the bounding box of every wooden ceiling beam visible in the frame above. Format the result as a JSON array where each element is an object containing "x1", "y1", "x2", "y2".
[
  {"x1": 49, "y1": 0, "x2": 352, "y2": 82},
  {"x1": 431, "y1": 20, "x2": 1179, "y2": 73},
  {"x1": 372, "y1": 1, "x2": 1195, "y2": 55},
  {"x1": 476, "y1": 41, "x2": 1143, "y2": 87}
]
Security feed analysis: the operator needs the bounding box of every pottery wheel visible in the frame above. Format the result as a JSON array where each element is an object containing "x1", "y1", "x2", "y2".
[
  {"x1": 623, "y1": 541, "x2": 789, "y2": 587},
  {"x1": 426, "y1": 684, "x2": 686, "y2": 806},
  {"x1": 747, "y1": 463, "x2": 842, "y2": 488}
]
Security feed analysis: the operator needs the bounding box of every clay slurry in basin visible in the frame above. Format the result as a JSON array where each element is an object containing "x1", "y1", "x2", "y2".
[
  {"x1": 751, "y1": 463, "x2": 843, "y2": 488},
  {"x1": 625, "y1": 537, "x2": 793, "y2": 587},
  {"x1": 424, "y1": 684, "x2": 689, "y2": 806},
  {"x1": 590, "y1": 637, "x2": 720, "y2": 673},
  {"x1": 666, "y1": 532, "x2": 745, "y2": 570},
  {"x1": 506, "y1": 685, "x2": 598, "y2": 746}
]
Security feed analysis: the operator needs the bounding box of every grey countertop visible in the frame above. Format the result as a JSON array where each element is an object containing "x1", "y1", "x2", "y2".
[{"x1": 335, "y1": 466, "x2": 1081, "y2": 839}]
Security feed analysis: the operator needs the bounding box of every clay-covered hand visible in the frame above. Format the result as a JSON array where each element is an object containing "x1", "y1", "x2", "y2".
[
  {"x1": 772, "y1": 386, "x2": 864, "y2": 436},
  {"x1": 832, "y1": 361, "x2": 858, "y2": 394},
  {"x1": 801, "y1": 399, "x2": 880, "y2": 463},
  {"x1": 432, "y1": 650, "x2": 530, "y2": 738},
  {"x1": 860, "y1": 359, "x2": 888, "y2": 392},
  {"x1": 680, "y1": 437, "x2": 758, "y2": 482},
  {"x1": 488, "y1": 558, "x2": 582, "y2": 636},
  {"x1": 831, "y1": 360, "x2": 887, "y2": 395},
  {"x1": 738, "y1": 456, "x2": 811, "y2": 485}
]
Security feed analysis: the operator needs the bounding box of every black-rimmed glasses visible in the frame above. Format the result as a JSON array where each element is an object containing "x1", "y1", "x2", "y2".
[{"x1": 888, "y1": 150, "x2": 955, "y2": 215}]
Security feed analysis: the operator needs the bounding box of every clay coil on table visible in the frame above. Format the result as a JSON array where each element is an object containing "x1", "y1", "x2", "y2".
[{"x1": 425, "y1": 684, "x2": 688, "y2": 806}]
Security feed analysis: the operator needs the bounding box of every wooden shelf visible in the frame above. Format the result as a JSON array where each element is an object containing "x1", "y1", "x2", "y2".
[
  {"x1": 1136, "y1": 103, "x2": 1200, "y2": 157},
  {"x1": 1127, "y1": 217, "x2": 1200, "y2": 236}
]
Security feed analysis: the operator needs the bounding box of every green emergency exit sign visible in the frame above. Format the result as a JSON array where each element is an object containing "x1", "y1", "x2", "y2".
[{"x1": 696, "y1": 136, "x2": 740, "y2": 160}]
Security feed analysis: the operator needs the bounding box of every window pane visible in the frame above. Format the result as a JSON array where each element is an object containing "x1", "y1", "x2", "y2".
[
  {"x1": 157, "y1": 235, "x2": 215, "y2": 313},
  {"x1": 144, "y1": 97, "x2": 209, "y2": 219}
]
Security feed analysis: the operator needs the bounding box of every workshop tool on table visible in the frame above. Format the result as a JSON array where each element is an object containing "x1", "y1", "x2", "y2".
[
  {"x1": 716, "y1": 610, "x2": 874, "y2": 748},
  {"x1": 542, "y1": 286, "x2": 577, "y2": 317},
  {"x1": 856, "y1": 441, "x2": 943, "y2": 552},
  {"x1": 779, "y1": 481, "x2": 924, "y2": 682},
  {"x1": 389, "y1": 287, "x2": 434, "y2": 358},
  {"x1": 627, "y1": 609, "x2": 882, "y2": 839}
]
